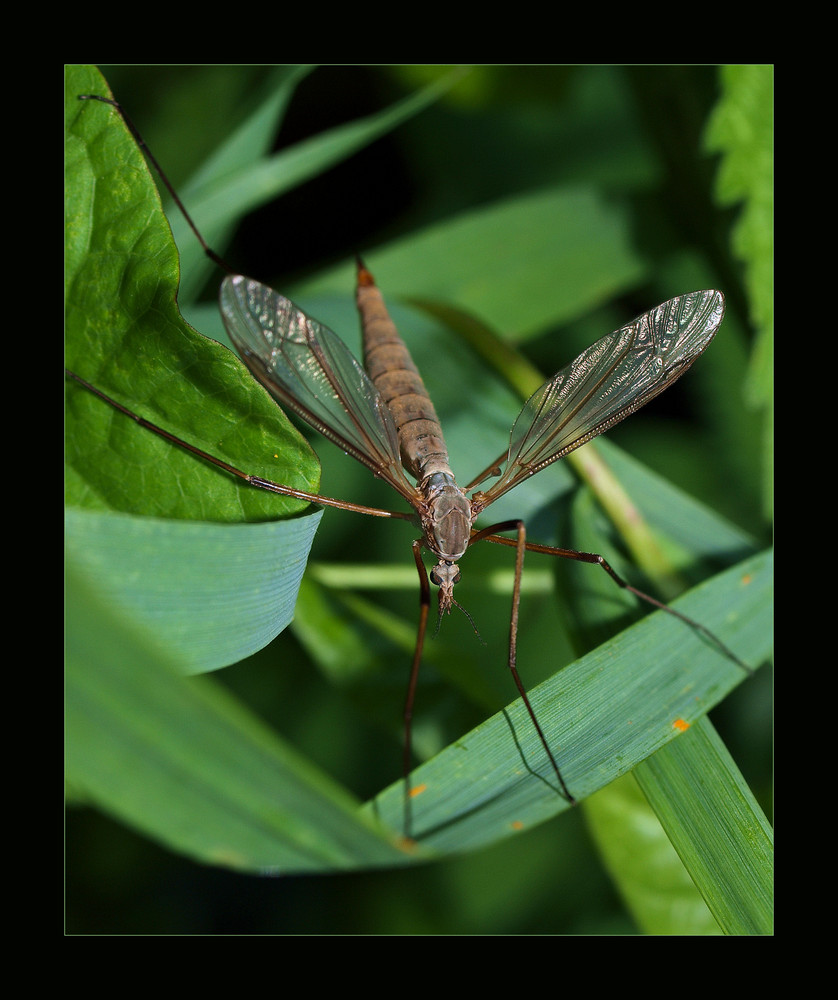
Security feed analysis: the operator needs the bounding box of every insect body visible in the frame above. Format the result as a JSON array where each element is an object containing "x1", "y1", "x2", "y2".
[
  {"x1": 219, "y1": 267, "x2": 726, "y2": 623},
  {"x1": 215, "y1": 264, "x2": 733, "y2": 811}
]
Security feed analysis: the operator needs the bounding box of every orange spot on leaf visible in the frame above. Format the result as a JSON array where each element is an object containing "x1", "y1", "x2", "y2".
[
  {"x1": 673, "y1": 718, "x2": 690, "y2": 732},
  {"x1": 511, "y1": 820, "x2": 524, "y2": 831},
  {"x1": 409, "y1": 783, "x2": 427, "y2": 799}
]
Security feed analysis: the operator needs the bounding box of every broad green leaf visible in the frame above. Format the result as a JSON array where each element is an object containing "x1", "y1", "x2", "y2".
[
  {"x1": 65, "y1": 65, "x2": 320, "y2": 521},
  {"x1": 66, "y1": 507, "x2": 321, "y2": 673},
  {"x1": 65, "y1": 64, "x2": 321, "y2": 668}
]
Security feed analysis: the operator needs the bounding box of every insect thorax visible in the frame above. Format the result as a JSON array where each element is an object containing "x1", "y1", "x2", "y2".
[{"x1": 421, "y1": 472, "x2": 473, "y2": 562}]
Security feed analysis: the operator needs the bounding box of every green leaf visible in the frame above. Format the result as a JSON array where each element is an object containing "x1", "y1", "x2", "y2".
[
  {"x1": 585, "y1": 716, "x2": 773, "y2": 936},
  {"x1": 65, "y1": 65, "x2": 320, "y2": 525},
  {"x1": 635, "y1": 717, "x2": 773, "y2": 935},
  {"x1": 705, "y1": 65, "x2": 774, "y2": 516},
  {"x1": 66, "y1": 507, "x2": 321, "y2": 673},
  {"x1": 65, "y1": 65, "x2": 323, "y2": 673},
  {"x1": 585, "y1": 773, "x2": 723, "y2": 936}
]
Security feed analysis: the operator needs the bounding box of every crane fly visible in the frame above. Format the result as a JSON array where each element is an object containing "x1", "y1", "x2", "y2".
[{"x1": 67, "y1": 94, "x2": 746, "y2": 837}]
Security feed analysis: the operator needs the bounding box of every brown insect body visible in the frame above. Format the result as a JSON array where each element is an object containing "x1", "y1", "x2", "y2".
[{"x1": 356, "y1": 263, "x2": 473, "y2": 606}]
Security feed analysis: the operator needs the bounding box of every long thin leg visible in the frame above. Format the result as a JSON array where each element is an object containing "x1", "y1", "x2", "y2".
[
  {"x1": 402, "y1": 540, "x2": 432, "y2": 838},
  {"x1": 66, "y1": 370, "x2": 414, "y2": 522},
  {"x1": 472, "y1": 523, "x2": 751, "y2": 673},
  {"x1": 470, "y1": 519, "x2": 576, "y2": 804}
]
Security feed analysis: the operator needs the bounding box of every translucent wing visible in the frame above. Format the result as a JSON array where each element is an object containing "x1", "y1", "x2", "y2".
[
  {"x1": 220, "y1": 275, "x2": 418, "y2": 503},
  {"x1": 477, "y1": 290, "x2": 725, "y2": 506}
]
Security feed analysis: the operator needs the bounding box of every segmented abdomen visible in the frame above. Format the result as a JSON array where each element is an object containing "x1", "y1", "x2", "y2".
[{"x1": 357, "y1": 269, "x2": 452, "y2": 482}]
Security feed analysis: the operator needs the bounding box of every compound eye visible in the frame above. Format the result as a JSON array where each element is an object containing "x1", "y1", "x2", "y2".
[{"x1": 430, "y1": 563, "x2": 461, "y2": 587}]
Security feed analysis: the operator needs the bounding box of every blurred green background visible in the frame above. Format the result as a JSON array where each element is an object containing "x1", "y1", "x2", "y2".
[{"x1": 65, "y1": 64, "x2": 772, "y2": 935}]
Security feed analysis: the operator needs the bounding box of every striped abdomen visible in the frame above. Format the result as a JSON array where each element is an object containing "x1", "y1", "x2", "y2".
[{"x1": 357, "y1": 263, "x2": 452, "y2": 483}]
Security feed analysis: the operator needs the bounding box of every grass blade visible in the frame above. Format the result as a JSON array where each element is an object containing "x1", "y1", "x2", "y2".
[
  {"x1": 66, "y1": 564, "x2": 410, "y2": 874},
  {"x1": 366, "y1": 550, "x2": 772, "y2": 852},
  {"x1": 635, "y1": 717, "x2": 773, "y2": 935}
]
